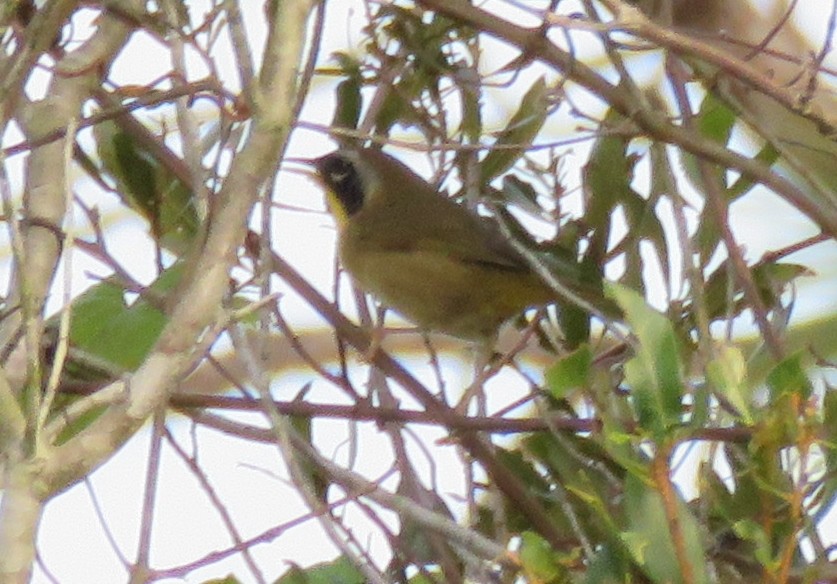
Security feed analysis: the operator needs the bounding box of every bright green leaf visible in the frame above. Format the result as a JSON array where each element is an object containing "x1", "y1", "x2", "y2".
[
  {"x1": 706, "y1": 344, "x2": 753, "y2": 423},
  {"x1": 201, "y1": 575, "x2": 242, "y2": 584},
  {"x1": 60, "y1": 263, "x2": 183, "y2": 376},
  {"x1": 545, "y1": 345, "x2": 591, "y2": 398},
  {"x1": 624, "y1": 475, "x2": 709, "y2": 584},
  {"x1": 732, "y1": 520, "x2": 773, "y2": 568},
  {"x1": 274, "y1": 556, "x2": 364, "y2": 584},
  {"x1": 607, "y1": 284, "x2": 684, "y2": 437},
  {"x1": 519, "y1": 531, "x2": 566, "y2": 582}
]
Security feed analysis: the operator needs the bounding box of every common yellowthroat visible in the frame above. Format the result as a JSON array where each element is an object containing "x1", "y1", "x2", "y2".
[{"x1": 312, "y1": 147, "x2": 607, "y2": 341}]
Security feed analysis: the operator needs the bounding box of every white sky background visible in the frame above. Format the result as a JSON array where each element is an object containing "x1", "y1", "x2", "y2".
[{"x1": 0, "y1": 1, "x2": 834, "y2": 582}]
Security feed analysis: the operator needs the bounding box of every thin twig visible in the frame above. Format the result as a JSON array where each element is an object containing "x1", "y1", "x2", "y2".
[
  {"x1": 164, "y1": 426, "x2": 267, "y2": 583},
  {"x1": 131, "y1": 408, "x2": 166, "y2": 583}
]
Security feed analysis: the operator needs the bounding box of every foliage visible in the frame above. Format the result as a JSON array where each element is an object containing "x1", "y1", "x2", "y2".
[{"x1": 0, "y1": 1, "x2": 835, "y2": 583}]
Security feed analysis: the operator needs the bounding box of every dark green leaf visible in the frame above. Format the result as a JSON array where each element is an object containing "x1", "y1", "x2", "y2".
[
  {"x1": 331, "y1": 52, "x2": 362, "y2": 132},
  {"x1": 479, "y1": 77, "x2": 549, "y2": 183},
  {"x1": 583, "y1": 110, "x2": 658, "y2": 296},
  {"x1": 618, "y1": 187, "x2": 668, "y2": 286},
  {"x1": 583, "y1": 110, "x2": 635, "y2": 233},
  {"x1": 766, "y1": 352, "x2": 812, "y2": 402},
  {"x1": 94, "y1": 119, "x2": 200, "y2": 255},
  {"x1": 684, "y1": 261, "x2": 810, "y2": 325},
  {"x1": 500, "y1": 174, "x2": 542, "y2": 216},
  {"x1": 525, "y1": 430, "x2": 625, "y2": 543},
  {"x1": 583, "y1": 544, "x2": 633, "y2": 584},
  {"x1": 289, "y1": 403, "x2": 330, "y2": 502},
  {"x1": 681, "y1": 92, "x2": 735, "y2": 192}
]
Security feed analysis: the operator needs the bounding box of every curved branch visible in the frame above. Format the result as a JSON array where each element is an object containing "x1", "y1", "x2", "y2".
[
  {"x1": 415, "y1": 0, "x2": 837, "y2": 237},
  {"x1": 41, "y1": 0, "x2": 319, "y2": 494}
]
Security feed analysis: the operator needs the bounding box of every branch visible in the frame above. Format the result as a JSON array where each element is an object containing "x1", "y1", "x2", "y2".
[
  {"x1": 189, "y1": 410, "x2": 515, "y2": 569},
  {"x1": 0, "y1": 6, "x2": 138, "y2": 581},
  {"x1": 41, "y1": 0, "x2": 319, "y2": 495},
  {"x1": 414, "y1": 0, "x2": 837, "y2": 237}
]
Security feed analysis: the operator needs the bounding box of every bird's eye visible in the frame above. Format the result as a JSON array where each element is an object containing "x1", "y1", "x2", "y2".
[
  {"x1": 329, "y1": 166, "x2": 351, "y2": 184},
  {"x1": 322, "y1": 157, "x2": 354, "y2": 185}
]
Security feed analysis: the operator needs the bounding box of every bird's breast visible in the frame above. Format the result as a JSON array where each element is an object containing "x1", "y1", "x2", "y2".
[{"x1": 337, "y1": 233, "x2": 552, "y2": 340}]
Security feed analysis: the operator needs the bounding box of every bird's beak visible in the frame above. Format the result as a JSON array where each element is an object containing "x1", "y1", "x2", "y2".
[
  {"x1": 282, "y1": 155, "x2": 318, "y2": 166},
  {"x1": 281, "y1": 155, "x2": 320, "y2": 179}
]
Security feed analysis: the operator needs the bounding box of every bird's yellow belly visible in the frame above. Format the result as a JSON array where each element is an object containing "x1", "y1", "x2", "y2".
[{"x1": 342, "y1": 248, "x2": 552, "y2": 340}]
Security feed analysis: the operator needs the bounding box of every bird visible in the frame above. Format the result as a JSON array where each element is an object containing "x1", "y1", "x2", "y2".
[{"x1": 311, "y1": 146, "x2": 612, "y2": 343}]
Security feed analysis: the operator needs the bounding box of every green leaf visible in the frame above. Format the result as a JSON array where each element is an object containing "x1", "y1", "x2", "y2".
[
  {"x1": 693, "y1": 261, "x2": 811, "y2": 324},
  {"x1": 694, "y1": 142, "x2": 781, "y2": 263},
  {"x1": 697, "y1": 92, "x2": 737, "y2": 143},
  {"x1": 459, "y1": 78, "x2": 482, "y2": 143},
  {"x1": 58, "y1": 263, "x2": 183, "y2": 376},
  {"x1": 94, "y1": 119, "x2": 200, "y2": 255},
  {"x1": 489, "y1": 447, "x2": 553, "y2": 533},
  {"x1": 584, "y1": 110, "x2": 664, "y2": 298},
  {"x1": 618, "y1": 186, "x2": 668, "y2": 287},
  {"x1": 374, "y1": 82, "x2": 412, "y2": 134},
  {"x1": 816, "y1": 388, "x2": 837, "y2": 523},
  {"x1": 50, "y1": 267, "x2": 180, "y2": 440},
  {"x1": 525, "y1": 428, "x2": 627, "y2": 546},
  {"x1": 479, "y1": 77, "x2": 549, "y2": 183},
  {"x1": 273, "y1": 556, "x2": 364, "y2": 584},
  {"x1": 201, "y1": 576, "x2": 241, "y2": 584},
  {"x1": 706, "y1": 344, "x2": 753, "y2": 423},
  {"x1": 331, "y1": 52, "x2": 362, "y2": 132},
  {"x1": 680, "y1": 93, "x2": 736, "y2": 264},
  {"x1": 545, "y1": 345, "x2": 591, "y2": 398},
  {"x1": 583, "y1": 544, "x2": 632, "y2": 584},
  {"x1": 681, "y1": 92, "x2": 735, "y2": 193},
  {"x1": 724, "y1": 142, "x2": 781, "y2": 200},
  {"x1": 519, "y1": 531, "x2": 568, "y2": 583},
  {"x1": 394, "y1": 479, "x2": 456, "y2": 572},
  {"x1": 608, "y1": 284, "x2": 684, "y2": 437},
  {"x1": 500, "y1": 174, "x2": 542, "y2": 216},
  {"x1": 767, "y1": 352, "x2": 813, "y2": 401},
  {"x1": 495, "y1": 447, "x2": 551, "y2": 496},
  {"x1": 289, "y1": 400, "x2": 330, "y2": 502},
  {"x1": 694, "y1": 52, "x2": 837, "y2": 236},
  {"x1": 371, "y1": 7, "x2": 467, "y2": 136},
  {"x1": 583, "y1": 110, "x2": 636, "y2": 233},
  {"x1": 720, "y1": 443, "x2": 769, "y2": 521},
  {"x1": 624, "y1": 475, "x2": 709, "y2": 584},
  {"x1": 731, "y1": 520, "x2": 773, "y2": 568}
]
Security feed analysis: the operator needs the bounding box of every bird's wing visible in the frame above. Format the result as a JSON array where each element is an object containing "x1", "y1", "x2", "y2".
[{"x1": 401, "y1": 196, "x2": 529, "y2": 271}]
